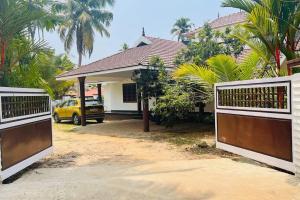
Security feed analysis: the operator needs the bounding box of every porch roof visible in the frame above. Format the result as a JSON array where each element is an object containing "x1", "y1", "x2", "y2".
[{"x1": 57, "y1": 36, "x2": 186, "y2": 80}]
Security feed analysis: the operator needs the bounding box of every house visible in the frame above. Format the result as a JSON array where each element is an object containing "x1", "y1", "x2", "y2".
[
  {"x1": 187, "y1": 12, "x2": 252, "y2": 63},
  {"x1": 85, "y1": 87, "x2": 100, "y2": 99},
  {"x1": 57, "y1": 34, "x2": 186, "y2": 124},
  {"x1": 187, "y1": 11, "x2": 247, "y2": 39}
]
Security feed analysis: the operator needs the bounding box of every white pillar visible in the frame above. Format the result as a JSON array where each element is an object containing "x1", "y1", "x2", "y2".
[{"x1": 292, "y1": 74, "x2": 300, "y2": 177}]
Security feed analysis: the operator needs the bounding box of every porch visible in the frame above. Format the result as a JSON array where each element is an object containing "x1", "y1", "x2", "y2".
[{"x1": 57, "y1": 66, "x2": 146, "y2": 126}]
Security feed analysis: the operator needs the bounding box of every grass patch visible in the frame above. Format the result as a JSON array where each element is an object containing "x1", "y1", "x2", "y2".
[{"x1": 150, "y1": 123, "x2": 215, "y2": 146}]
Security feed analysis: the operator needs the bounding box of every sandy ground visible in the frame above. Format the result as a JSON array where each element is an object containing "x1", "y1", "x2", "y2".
[{"x1": 0, "y1": 120, "x2": 299, "y2": 200}]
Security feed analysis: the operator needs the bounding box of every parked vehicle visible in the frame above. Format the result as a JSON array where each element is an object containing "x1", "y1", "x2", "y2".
[{"x1": 53, "y1": 99, "x2": 104, "y2": 125}]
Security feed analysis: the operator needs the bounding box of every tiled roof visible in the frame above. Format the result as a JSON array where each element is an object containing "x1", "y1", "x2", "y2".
[
  {"x1": 188, "y1": 12, "x2": 247, "y2": 36},
  {"x1": 85, "y1": 88, "x2": 98, "y2": 96},
  {"x1": 57, "y1": 36, "x2": 186, "y2": 79},
  {"x1": 209, "y1": 12, "x2": 247, "y2": 29}
]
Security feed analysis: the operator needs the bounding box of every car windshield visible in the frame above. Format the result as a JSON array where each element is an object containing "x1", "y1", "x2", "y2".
[{"x1": 86, "y1": 100, "x2": 101, "y2": 106}]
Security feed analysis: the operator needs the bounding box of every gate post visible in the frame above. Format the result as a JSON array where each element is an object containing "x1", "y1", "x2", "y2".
[{"x1": 292, "y1": 73, "x2": 300, "y2": 177}]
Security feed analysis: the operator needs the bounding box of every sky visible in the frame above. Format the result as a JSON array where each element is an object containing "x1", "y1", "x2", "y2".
[{"x1": 44, "y1": 0, "x2": 238, "y2": 65}]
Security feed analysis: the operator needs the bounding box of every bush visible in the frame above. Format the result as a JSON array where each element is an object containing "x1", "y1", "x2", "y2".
[{"x1": 152, "y1": 84, "x2": 194, "y2": 127}]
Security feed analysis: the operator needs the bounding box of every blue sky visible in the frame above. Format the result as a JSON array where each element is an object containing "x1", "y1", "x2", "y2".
[{"x1": 45, "y1": 0, "x2": 238, "y2": 65}]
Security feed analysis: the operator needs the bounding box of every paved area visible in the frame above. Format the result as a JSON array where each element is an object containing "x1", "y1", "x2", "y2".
[{"x1": 0, "y1": 120, "x2": 299, "y2": 200}]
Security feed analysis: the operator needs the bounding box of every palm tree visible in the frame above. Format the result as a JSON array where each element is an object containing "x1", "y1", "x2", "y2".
[
  {"x1": 171, "y1": 17, "x2": 193, "y2": 42},
  {"x1": 0, "y1": 0, "x2": 39, "y2": 71},
  {"x1": 173, "y1": 53, "x2": 260, "y2": 85},
  {"x1": 26, "y1": 0, "x2": 57, "y2": 41},
  {"x1": 53, "y1": 0, "x2": 114, "y2": 68},
  {"x1": 222, "y1": 0, "x2": 300, "y2": 72}
]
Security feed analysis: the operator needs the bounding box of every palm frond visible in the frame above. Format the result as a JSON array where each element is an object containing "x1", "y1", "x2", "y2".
[{"x1": 222, "y1": 0, "x2": 257, "y2": 13}]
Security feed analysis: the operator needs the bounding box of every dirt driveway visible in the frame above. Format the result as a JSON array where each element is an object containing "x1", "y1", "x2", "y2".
[{"x1": 0, "y1": 120, "x2": 299, "y2": 200}]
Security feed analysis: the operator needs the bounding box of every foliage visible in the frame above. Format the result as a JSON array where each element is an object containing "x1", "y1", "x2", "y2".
[
  {"x1": 152, "y1": 83, "x2": 195, "y2": 127},
  {"x1": 222, "y1": 0, "x2": 300, "y2": 72},
  {"x1": 132, "y1": 56, "x2": 165, "y2": 100},
  {"x1": 3, "y1": 36, "x2": 74, "y2": 99},
  {"x1": 174, "y1": 54, "x2": 260, "y2": 86},
  {"x1": 171, "y1": 17, "x2": 193, "y2": 42},
  {"x1": 150, "y1": 59, "x2": 210, "y2": 127},
  {"x1": 0, "y1": 0, "x2": 43, "y2": 70},
  {"x1": 175, "y1": 23, "x2": 244, "y2": 66},
  {"x1": 53, "y1": 0, "x2": 114, "y2": 67},
  {"x1": 121, "y1": 43, "x2": 129, "y2": 51},
  {"x1": 25, "y1": 0, "x2": 58, "y2": 41}
]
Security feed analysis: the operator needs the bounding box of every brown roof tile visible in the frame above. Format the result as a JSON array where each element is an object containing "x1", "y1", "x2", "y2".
[
  {"x1": 57, "y1": 36, "x2": 186, "y2": 78},
  {"x1": 187, "y1": 12, "x2": 247, "y2": 36}
]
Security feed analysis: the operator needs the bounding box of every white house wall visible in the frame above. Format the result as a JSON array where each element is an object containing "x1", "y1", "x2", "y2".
[
  {"x1": 103, "y1": 81, "x2": 157, "y2": 112},
  {"x1": 103, "y1": 81, "x2": 138, "y2": 111}
]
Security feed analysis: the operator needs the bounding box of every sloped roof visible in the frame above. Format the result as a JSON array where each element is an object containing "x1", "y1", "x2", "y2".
[
  {"x1": 188, "y1": 12, "x2": 247, "y2": 36},
  {"x1": 57, "y1": 36, "x2": 186, "y2": 79},
  {"x1": 209, "y1": 12, "x2": 247, "y2": 29},
  {"x1": 85, "y1": 88, "x2": 98, "y2": 96}
]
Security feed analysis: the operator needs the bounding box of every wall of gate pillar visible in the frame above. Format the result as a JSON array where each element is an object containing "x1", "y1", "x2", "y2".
[{"x1": 292, "y1": 74, "x2": 300, "y2": 177}]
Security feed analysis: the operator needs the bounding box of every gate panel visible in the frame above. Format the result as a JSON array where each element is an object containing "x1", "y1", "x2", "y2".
[
  {"x1": 217, "y1": 113, "x2": 292, "y2": 161},
  {"x1": 215, "y1": 77, "x2": 294, "y2": 172},
  {"x1": 1, "y1": 119, "x2": 52, "y2": 170},
  {"x1": 0, "y1": 87, "x2": 53, "y2": 180}
]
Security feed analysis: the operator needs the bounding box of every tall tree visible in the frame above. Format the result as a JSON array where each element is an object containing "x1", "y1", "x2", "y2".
[
  {"x1": 0, "y1": 0, "x2": 40, "y2": 74},
  {"x1": 222, "y1": 0, "x2": 300, "y2": 73},
  {"x1": 171, "y1": 17, "x2": 193, "y2": 42},
  {"x1": 175, "y1": 23, "x2": 244, "y2": 66},
  {"x1": 132, "y1": 56, "x2": 165, "y2": 132},
  {"x1": 26, "y1": 0, "x2": 58, "y2": 41},
  {"x1": 53, "y1": 0, "x2": 114, "y2": 68}
]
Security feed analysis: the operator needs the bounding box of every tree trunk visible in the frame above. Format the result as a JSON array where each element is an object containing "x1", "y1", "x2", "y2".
[
  {"x1": 78, "y1": 53, "x2": 82, "y2": 68},
  {"x1": 143, "y1": 97, "x2": 149, "y2": 132},
  {"x1": 275, "y1": 48, "x2": 285, "y2": 108},
  {"x1": 0, "y1": 42, "x2": 6, "y2": 81},
  {"x1": 1, "y1": 42, "x2": 6, "y2": 69},
  {"x1": 275, "y1": 47, "x2": 281, "y2": 73}
]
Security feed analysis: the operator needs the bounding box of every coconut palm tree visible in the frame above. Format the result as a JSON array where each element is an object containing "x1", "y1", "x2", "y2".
[
  {"x1": 171, "y1": 17, "x2": 193, "y2": 42},
  {"x1": 26, "y1": 0, "x2": 58, "y2": 41},
  {"x1": 173, "y1": 53, "x2": 260, "y2": 85},
  {"x1": 53, "y1": 0, "x2": 114, "y2": 68},
  {"x1": 222, "y1": 0, "x2": 300, "y2": 72}
]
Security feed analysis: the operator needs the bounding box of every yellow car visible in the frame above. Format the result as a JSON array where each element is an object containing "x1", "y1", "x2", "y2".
[{"x1": 53, "y1": 99, "x2": 105, "y2": 125}]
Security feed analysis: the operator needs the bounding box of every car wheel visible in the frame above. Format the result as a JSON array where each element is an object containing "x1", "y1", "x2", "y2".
[
  {"x1": 53, "y1": 113, "x2": 61, "y2": 123},
  {"x1": 96, "y1": 118, "x2": 104, "y2": 123},
  {"x1": 72, "y1": 114, "x2": 81, "y2": 125}
]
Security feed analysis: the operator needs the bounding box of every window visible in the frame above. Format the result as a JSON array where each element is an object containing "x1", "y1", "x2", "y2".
[
  {"x1": 68, "y1": 100, "x2": 77, "y2": 106},
  {"x1": 60, "y1": 101, "x2": 69, "y2": 108},
  {"x1": 123, "y1": 83, "x2": 137, "y2": 103}
]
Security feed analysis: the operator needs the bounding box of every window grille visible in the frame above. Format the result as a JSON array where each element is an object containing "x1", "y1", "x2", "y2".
[{"x1": 1, "y1": 95, "x2": 50, "y2": 120}]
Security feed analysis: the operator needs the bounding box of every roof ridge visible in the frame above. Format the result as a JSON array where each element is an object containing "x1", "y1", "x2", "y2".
[
  {"x1": 145, "y1": 36, "x2": 183, "y2": 44},
  {"x1": 81, "y1": 44, "x2": 150, "y2": 68},
  {"x1": 188, "y1": 11, "x2": 246, "y2": 34},
  {"x1": 210, "y1": 11, "x2": 245, "y2": 22}
]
